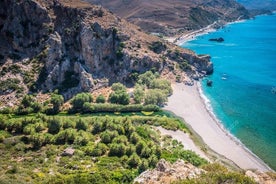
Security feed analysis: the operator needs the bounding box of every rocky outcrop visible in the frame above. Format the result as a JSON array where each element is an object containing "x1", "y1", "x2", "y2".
[
  {"x1": 134, "y1": 159, "x2": 205, "y2": 184},
  {"x1": 0, "y1": 0, "x2": 213, "y2": 106},
  {"x1": 246, "y1": 170, "x2": 276, "y2": 184}
]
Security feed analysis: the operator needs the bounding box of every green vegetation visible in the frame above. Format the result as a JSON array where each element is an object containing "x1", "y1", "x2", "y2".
[
  {"x1": 0, "y1": 113, "x2": 199, "y2": 183},
  {"x1": 96, "y1": 94, "x2": 106, "y2": 103},
  {"x1": 109, "y1": 83, "x2": 130, "y2": 105},
  {"x1": 149, "y1": 41, "x2": 167, "y2": 54},
  {"x1": 136, "y1": 71, "x2": 172, "y2": 106},
  {"x1": 70, "y1": 93, "x2": 93, "y2": 113},
  {"x1": 0, "y1": 78, "x2": 22, "y2": 95}
]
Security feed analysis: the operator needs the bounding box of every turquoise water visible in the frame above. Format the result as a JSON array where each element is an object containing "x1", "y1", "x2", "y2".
[{"x1": 182, "y1": 13, "x2": 276, "y2": 170}]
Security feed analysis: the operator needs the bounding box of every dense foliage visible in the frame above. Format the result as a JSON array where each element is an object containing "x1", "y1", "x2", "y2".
[{"x1": 0, "y1": 114, "x2": 201, "y2": 183}]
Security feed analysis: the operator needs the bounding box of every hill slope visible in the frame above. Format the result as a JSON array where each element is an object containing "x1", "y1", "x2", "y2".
[
  {"x1": 237, "y1": 0, "x2": 276, "y2": 10},
  {"x1": 85, "y1": 0, "x2": 250, "y2": 36},
  {"x1": 0, "y1": 0, "x2": 212, "y2": 107}
]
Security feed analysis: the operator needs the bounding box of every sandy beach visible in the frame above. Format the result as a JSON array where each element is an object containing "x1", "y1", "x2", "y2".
[{"x1": 164, "y1": 82, "x2": 272, "y2": 172}]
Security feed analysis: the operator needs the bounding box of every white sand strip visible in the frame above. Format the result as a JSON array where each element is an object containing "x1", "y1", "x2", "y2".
[{"x1": 164, "y1": 83, "x2": 272, "y2": 172}]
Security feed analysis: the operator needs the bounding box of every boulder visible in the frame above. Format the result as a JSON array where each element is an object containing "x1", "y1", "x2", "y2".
[{"x1": 61, "y1": 147, "x2": 75, "y2": 156}]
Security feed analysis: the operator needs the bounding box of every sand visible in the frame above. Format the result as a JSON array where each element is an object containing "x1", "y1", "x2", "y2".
[{"x1": 164, "y1": 82, "x2": 272, "y2": 172}]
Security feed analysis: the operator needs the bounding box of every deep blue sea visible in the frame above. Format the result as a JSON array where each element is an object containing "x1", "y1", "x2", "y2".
[{"x1": 182, "y1": 13, "x2": 276, "y2": 170}]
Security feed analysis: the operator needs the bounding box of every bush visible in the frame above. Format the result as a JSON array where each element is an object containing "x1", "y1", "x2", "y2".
[
  {"x1": 96, "y1": 94, "x2": 106, "y2": 103},
  {"x1": 144, "y1": 89, "x2": 168, "y2": 106},
  {"x1": 109, "y1": 143, "x2": 126, "y2": 157},
  {"x1": 76, "y1": 119, "x2": 88, "y2": 131},
  {"x1": 90, "y1": 143, "x2": 108, "y2": 157},
  {"x1": 54, "y1": 128, "x2": 78, "y2": 144},
  {"x1": 47, "y1": 118, "x2": 61, "y2": 134},
  {"x1": 127, "y1": 153, "x2": 141, "y2": 168},
  {"x1": 71, "y1": 93, "x2": 93, "y2": 112},
  {"x1": 50, "y1": 94, "x2": 64, "y2": 114},
  {"x1": 149, "y1": 79, "x2": 172, "y2": 95},
  {"x1": 137, "y1": 71, "x2": 156, "y2": 87},
  {"x1": 109, "y1": 91, "x2": 130, "y2": 105},
  {"x1": 138, "y1": 159, "x2": 149, "y2": 173},
  {"x1": 133, "y1": 85, "x2": 145, "y2": 104}
]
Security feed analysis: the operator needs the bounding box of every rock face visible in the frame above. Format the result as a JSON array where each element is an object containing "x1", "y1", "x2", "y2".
[
  {"x1": 245, "y1": 170, "x2": 276, "y2": 184},
  {"x1": 0, "y1": 0, "x2": 213, "y2": 106},
  {"x1": 134, "y1": 159, "x2": 205, "y2": 184},
  {"x1": 85, "y1": 0, "x2": 250, "y2": 36}
]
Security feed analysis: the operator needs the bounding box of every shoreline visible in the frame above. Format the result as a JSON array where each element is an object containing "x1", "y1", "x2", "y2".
[{"x1": 164, "y1": 82, "x2": 273, "y2": 172}]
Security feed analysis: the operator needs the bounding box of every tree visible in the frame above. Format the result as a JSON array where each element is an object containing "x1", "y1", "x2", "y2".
[
  {"x1": 111, "y1": 83, "x2": 126, "y2": 91},
  {"x1": 76, "y1": 119, "x2": 88, "y2": 131},
  {"x1": 127, "y1": 153, "x2": 141, "y2": 168},
  {"x1": 137, "y1": 71, "x2": 156, "y2": 87},
  {"x1": 109, "y1": 143, "x2": 126, "y2": 157},
  {"x1": 149, "y1": 79, "x2": 172, "y2": 95},
  {"x1": 47, "y1": 118, "x2": 61, "y2": 134},
  {"x1": 144, "y1": 89, "x2": 167, "y2": 106},
  {"x1": 138, "y1": 159, "x2": 149, "y2": 173},
  {"x1": 109, "y1": 91, "x2": 130, "y2": 105},
  {"x1": 109, "y1": 83, "x2": 130, "y2": 105},
  {"x1": 133, "y1": 85, "x2": 145, "y2": 104},
  {"x1": 71, "y1": 93, "x2": 93, "y2": 112},
  {"x1": 96, "y1": 94, "x2": 106, "y2": 103},
  {"x1": 51, "y1": 94, "x2": 64, "y2": 114},
  {"x1": 21, "y1": 95, "x2": 34, "y2": 108}
]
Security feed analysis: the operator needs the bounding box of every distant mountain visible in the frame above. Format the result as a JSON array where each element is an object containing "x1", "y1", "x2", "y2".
[
  {"x1": 85, "y1": 0, "x2": 250, "y2": 36},
  {"x1": 237, "y1": 0, "x2": 276, "y2": 10}
]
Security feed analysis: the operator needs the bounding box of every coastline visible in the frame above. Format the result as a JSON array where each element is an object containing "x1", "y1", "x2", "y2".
[{"x1": 164, "y1": 82, "x2": 273, "y2": 172}]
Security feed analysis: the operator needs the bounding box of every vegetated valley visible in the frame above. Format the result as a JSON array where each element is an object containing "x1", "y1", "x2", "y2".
[{"x1": 0, "y1": 0, "x2": 271, "y2": 183}]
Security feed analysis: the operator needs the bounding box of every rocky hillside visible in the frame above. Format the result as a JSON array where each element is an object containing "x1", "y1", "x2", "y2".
[
  {"x1": 134, "y1": 159, "x2": 276, "y2": 184},
  {"x1": 237, "y1": 0, "x2": 276, "y2": 11},
  {"x1": 0, "y1": 0, "x2": 213, "y2": 107},
  {"x1": 85, "y1": 0, "x2": 250, "y2": 36}
]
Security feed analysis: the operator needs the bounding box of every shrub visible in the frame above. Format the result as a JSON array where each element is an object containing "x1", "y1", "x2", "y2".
[
  {"x1": 112, "y1": 135, "x2": 128, "y2": 145},
  {"x1": 149, "y1": 79, "x2": 172, "y2": 95},
  {"x1": 92, "y1": 121, "x2": 104, "y2": 134},
  {"x1": 50, "y1": 94, "x2": 64, "y2": 114},
  {"x1": 144, "y1": 89, "x2": 168, "y2": 106},
  {"x1": 90, "y1": 143, "x2": 108, "y2": 157},
  {"x1": 137, "y1": 71, "x2": 156, "y2": 87},
  {"x1": 76, "y1": 119, "x2": 88, "y2": 131},
  {"x1": 133, "y1": 85, "x2": 145, "y2": 104},
  {"x1": 149, "y1": 41, "x2": 167, "y2": 54},
  {"x1": 71, "y1": 93, "x2": 93, "y2": 112},
  {"x1": 109, "y1": 143, "x2": 126, "y2": 157},
  {"x1": 138, "y1": 159, "x2": 149, "y2": 173},
  {"x1": 127, "y1": 153, "x2": 141, "y2": 168},
  {"x1": 47, "y1": 118, "x2": 61, "y2": 134},
  {"x1": 96, "y1": 94, "x2": 106, "y2": 103},
  {"x1": 54, "y1": 128, "x2": 78, "y2": 145},
  {"x1": 109, "y1": 84, "x2": 130, "y2": 105}
]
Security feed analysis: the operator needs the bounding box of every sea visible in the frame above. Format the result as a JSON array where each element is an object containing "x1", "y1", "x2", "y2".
[{"x1": 182, "y1": 13, "x2": 276, "y2": 170}]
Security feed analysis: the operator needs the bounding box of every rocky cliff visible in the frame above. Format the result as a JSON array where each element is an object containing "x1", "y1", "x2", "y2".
[
  {"x1": 85, "y1": 0, "x2": 250, "y2": 36},
  {"x1": 134, "y1": 159, "x2": 276, "y2": 184},
  {"x1": 0, "y1": 0, "x2": 212, "y2": 106}
]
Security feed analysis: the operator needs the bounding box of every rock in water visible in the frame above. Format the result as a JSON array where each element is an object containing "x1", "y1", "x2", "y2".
[
  {"x1": 207, "y1": 80, "x2": 213, "y2": 87},
  {"x1": 209, "y1": 37, "x2": 224, "y2": 42}
]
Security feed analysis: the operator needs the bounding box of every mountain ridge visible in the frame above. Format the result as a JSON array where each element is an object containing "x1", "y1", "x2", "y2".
[{"x1": 85, "y1": 0, "x2": 250, "y2": 36}]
